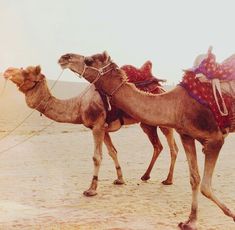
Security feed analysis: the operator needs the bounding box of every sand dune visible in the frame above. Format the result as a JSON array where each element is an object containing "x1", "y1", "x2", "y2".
[{"x1": 0, "y1": 78, "x2": 234, "y2": 230}]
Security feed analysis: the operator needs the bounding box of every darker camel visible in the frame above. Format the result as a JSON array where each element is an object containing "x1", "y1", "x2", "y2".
[{"x1": 58, "y1": 51, "x2": 235, "y2": 230}]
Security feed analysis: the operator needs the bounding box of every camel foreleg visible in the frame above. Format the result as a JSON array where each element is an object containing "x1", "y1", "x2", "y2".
[
  {"x1": 83, "y1": 125, "x2": 105, "y2": 197},
  {"x1": 178, "y1": 134, "x2": 200, "y2": 230}
]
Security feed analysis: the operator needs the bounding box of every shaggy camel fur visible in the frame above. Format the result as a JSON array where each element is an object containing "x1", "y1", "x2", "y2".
[
  {"x1": 58, "y1": 51, "x2": 235, "y2": 230},
  {"x1": 4, "y1": 65, "x2": 178, "y2": 197}
]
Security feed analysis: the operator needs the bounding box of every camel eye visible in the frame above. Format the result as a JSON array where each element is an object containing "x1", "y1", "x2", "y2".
[
  {"x1": 84, "y1": 57, "x2": 93, "y2": 66},
  {"x1": 64, "y1": 54, "x2": 71, "y2": 60}
]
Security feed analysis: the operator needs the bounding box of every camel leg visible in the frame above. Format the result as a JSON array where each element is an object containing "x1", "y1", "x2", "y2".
[
  {"x1": 178, "y1": 134, "x2": 200, "y2": 230},
  {"x1": 159, "y1": 126, "x2": 179, "y2": 185},
  {"x1": 200, "y1": 137, "x2": 235, "y2": 221},
  {"x1": 140, "y1": 123, "x2": 163, "y2": 181},
  {"x1": 83, "y1": 125, "x2": 105, "y2": 197},
  {"x1": 104, "y1": 132, "x2": 125, "y2": 185}
]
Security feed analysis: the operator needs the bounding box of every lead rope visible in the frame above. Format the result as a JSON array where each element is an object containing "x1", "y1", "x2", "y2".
[
  {"x1": 0, "y1": 69, "x2": 103, "y2": 155},
  {"x1": 0, "y1": 121, "x2": 54, "y2": 155},
  {"x1": 106, "y1": 80, "x2": 127, "y2": 111},
  {"x1": 0, "y1": 78, "x2": 7, "y2": 96},
  {"x1": 0, "y1": 69, "x2": 64, "y2": 143},
  {"x1": 212, "y1": 78, "x2": 228, "y2": 116}
]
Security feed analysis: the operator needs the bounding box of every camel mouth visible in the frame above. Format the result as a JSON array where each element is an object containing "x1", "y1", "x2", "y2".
[
  {"x1": 58, "y1": 59, "x2": 69, "y2": 69},
  {"x1": 3, "y1": 69, "x2": 13, "y2": 80},
  {"x1": 58, "y1": 62, "x2": 68, "y2": 69}
]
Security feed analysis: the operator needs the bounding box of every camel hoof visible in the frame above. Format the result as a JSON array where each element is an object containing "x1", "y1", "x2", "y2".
[
  {"x1": 83, "y1": 189, "x2": 97, "y2": 197},
  {"x1": 141, "y1": 175, "x2": 150, "y2": 181},
  {"x1": 162, "y1": 180, "x2": 173, "y2": 185},
  {"x1": 178, "y1": 222, "x2": 197, "y2": 230},
  {"x1": 113, "y1": 179, "x2": 125, "y2": 185}
]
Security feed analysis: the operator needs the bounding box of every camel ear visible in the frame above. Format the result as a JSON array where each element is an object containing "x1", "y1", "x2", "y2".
[
  {"x1": 38, "y1": 74, "x2": 45, "y2": 81},
  {"x1": 35, "y1": 65, "x2": 41, "y2": 75},
  {"x1": 103, "y1": 51, "x2": 110, "y2": 62}
]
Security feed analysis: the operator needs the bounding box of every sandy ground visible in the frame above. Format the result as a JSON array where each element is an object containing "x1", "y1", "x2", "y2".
[{"x1": 0, "y1": 79, "x2": 234, "y2": 230}]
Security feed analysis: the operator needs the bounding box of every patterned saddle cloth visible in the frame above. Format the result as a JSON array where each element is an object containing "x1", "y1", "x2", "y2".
[
  {"x1": 121, "y1": 61, "x2": 165, "y2": 94},
  {"x1": 191, "y1": 47, "x2": 235, "y2": 81},
  {"x1": 99, "y1": 61, "x2": 165, "y2": 124},
  {"x1": 181, "y1": 48, "x2": 235, "y2": 132}
]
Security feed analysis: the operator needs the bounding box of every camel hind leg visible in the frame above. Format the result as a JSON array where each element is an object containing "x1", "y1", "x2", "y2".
[
  {"x1": 140, "y1": 123, "x2": 163, "y2": 181},
  {"x1": 200, "y1": 135, "x2": 235, "y2": 221},
  {"x1": 159, "y1": 126, "x2": 179, "y2": 185},
  {"x1": 104, "y1": 132, "x2": 125, "y2": 185}
]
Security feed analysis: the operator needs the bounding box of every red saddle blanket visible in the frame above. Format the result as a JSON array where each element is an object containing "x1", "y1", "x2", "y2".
[
  {"x1": 121, "y1": 61, "x2": 164, "y2": 94},
  {"x1": 180, "y1": 71, "x2": 233, "y2": 131}
]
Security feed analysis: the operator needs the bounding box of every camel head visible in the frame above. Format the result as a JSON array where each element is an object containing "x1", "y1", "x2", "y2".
[
  {"x1": 3, "y1": 66, "x2": 45, "y2": 93},
  {"x1": 58, "y1": 51, "x2": 113, "y2": 77},
  {"x1": 58, "y1": 51, "x2": 127, "y2": 96}
]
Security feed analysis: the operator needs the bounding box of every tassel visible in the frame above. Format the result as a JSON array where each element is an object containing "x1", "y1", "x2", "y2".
[{"x1": 106, "y1": 96, "x2": 112, "y2": 111}]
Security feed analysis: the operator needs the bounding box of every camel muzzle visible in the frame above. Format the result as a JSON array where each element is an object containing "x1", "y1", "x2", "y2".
[{"x1": 3, "y1": 70, "x2": 13, "y2": 80}]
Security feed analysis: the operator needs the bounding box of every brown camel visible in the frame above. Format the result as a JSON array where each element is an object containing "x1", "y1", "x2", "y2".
[
  {"x1": 58, "y1": 51, "x2": 235, "y2": 230},
  {"x1": 3, "y1": 65, "x2": 178, "y2": 197}
]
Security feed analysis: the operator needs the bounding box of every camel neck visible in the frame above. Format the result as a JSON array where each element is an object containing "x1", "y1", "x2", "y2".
[
  {"x1": 98, "y1": 80, "x2": 179, "y2": 128},
  {"x1": 25, "y1": 80, "x2": 82, "y2": 124}
]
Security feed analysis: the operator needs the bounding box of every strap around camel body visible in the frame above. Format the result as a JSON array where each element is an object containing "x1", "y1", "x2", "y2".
[{"x1": 96, "y1": 77, "x2": 164, "y2": 126}]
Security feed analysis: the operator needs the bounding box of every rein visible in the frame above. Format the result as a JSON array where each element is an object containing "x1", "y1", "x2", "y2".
[
  {"x1": 78, "y1": 61, "x2": 127, "y2": 106},
  {"x1": 0, "y1": 69, "x2": 64, "y2": 143},
  {"x1": 18, "y1": 79, "x2": 41, "y2": 92}
]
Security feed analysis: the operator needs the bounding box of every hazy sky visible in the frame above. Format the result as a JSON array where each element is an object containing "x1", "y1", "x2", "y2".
[{"x1": 1, "y1": 0, "x2": 235, "y2": 83}]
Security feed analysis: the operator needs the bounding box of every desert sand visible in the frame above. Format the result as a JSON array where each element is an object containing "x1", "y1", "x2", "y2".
[{"x1": 0, "y1": 78, "x2": 234, "y2": 230}]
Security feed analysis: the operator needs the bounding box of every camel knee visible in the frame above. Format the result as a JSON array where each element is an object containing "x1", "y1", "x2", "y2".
[
  {"x1": 200, "y1": 184, "x2": 212, "y2": 199},
  {"x1": 203, "y1": 136, "x2": 224, "y2": 154},
  {"x1": 93, "y1": 156, "x2": 102, "y2": 166},
  {"x1": 170, "y1": 148, "x2": 178, "y2": 158},
  {"x1": 154, "y1": 143, "x2": 163, "y2": 153},
  {"x1": 190, "y1": 173, "x2": 201, "y2": 190},
  {"x1": 108, "y1": 148, "x2": 117, "y2": 159}
]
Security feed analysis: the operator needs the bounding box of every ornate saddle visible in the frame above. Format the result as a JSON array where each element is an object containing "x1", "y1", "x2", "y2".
[
  {"x1": 181, "y1": 47, "x2": 235, "y2": 132},
  {"x1": 98, "y1": 61, "x2": 165, "y2": 125}
]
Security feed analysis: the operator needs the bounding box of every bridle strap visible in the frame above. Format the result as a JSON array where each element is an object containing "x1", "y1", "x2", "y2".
[
  {"x1": 77, "y1": 61, "x2": 127, "y2": 104},
  {"x1": 79, "y1": 62, "x2": 115, "y2": 78},
  {"x1": 18, "y1": 74, "x2": 44, "y2": 92},
  {"x1": 109, "y1": 80, "x2": 127, "y2": 97},
  {"x1": 19, "y1": 80, "x2": 39, "y2": 91}
]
